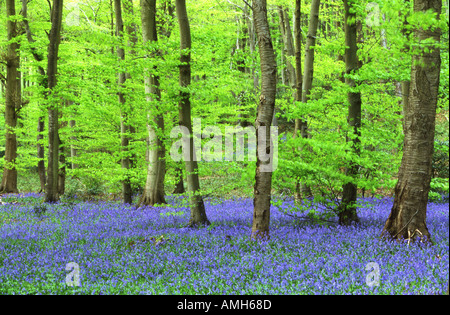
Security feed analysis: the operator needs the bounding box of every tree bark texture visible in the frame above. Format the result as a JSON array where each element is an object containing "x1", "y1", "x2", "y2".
[
  {"x1": 1, "y1": 0, "x2": 21, "y2": 193},
  {"x1": 251, "y1": 0, "x2": 277, "y2": 240},
  {"x1": 114, "y1": 0, "x2": 133, "y2": 204},
  {"x1": 176, "y1": 0, "x2": 209, "y2": 227},
  {"x1": 45, "y1": 0, "x2": 63, "y2": 203},
  {"x1": 382, "y1": 0, "x2": 441, "y2": 243},
  {"x1": 338, "y1": 0, "x2": 361, "y2": 225},
  {"x1": 139, "y1": 0, "x2": 167, "y2": 206}
]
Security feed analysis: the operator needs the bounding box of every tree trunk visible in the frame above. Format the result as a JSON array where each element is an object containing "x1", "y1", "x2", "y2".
[
  {"x1": 37, "y1": 115, "x2": 46, "y2": 192},
  {"x1": 114, "y1": 0, "x2": 133, "y2": 205},
  {"x1": 298, "y1": 0, "x2": 321, "y2": 200},
  {"x1": 176, "y1": 0, "x2": 209, "y2": 227},
  {"x1": 21, "y1": 0, "x2": 47, "y2": 193},
  {"x1": 302, "y1": 0, "x2": 320, "y2": 109},
  {"x1": 278, "y1": 7, "x2": 296, "y2": 91},
  {"x1": 1, "y1": 0, "x2": 21, "y2": 194},
  {"x1": 139, "y1": 0, "x2": 167, "y2": 206},
  {"x1": 337, "y1": 0, "x2": 361, "y2": 225},
  {"x1": 172, "y1": 163, "x2": 185, "y2": 193},
  {"x1": 45, "y1": 0, "x2": 63, "y2": 203},
  {"x1": 251, "y1": 0, "x2": 277, "y2": 240},
  {"x1": 293, "y1": 0, "x2": 303, "y2": 203},
  {"x1": 382, "y1": 0, "x2": 441, "y2": 243}
]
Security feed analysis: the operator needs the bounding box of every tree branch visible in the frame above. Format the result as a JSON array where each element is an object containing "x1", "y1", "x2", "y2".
[
  {"x1": 21, "y1": 0, "x2": 46, "y2": 76},
  {"x1": 0, "y1": 72, "x2": 6, "y2": 87}
]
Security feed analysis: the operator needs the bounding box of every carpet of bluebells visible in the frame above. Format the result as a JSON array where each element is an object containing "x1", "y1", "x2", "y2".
[{"x1": 0, "y1": 193, "x2": 448, "y2": 295}]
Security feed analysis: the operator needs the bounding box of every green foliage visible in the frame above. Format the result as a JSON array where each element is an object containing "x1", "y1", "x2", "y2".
[
  {"x1": 0, "y1": 0, "x2": 448, "y2": 206},
  {"x1": 432, "y1": 140, "x2": 449, "y2": 179},
  {"x1": 429, "y1": 178, "x2": 449, "y2": 203}
]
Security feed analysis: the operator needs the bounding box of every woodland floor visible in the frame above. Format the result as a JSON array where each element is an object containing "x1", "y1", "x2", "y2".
[{"x1": 0, "y1": 193, "x2": 448, "y2": 295}]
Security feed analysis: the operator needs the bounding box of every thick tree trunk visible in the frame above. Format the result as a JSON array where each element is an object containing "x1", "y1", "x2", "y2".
[
  {"x1": 58, "y1": 134, "x2": 66, "y2": 195},
  {"x1": 278, "y1": 7, "x2": 296, "y2": 91},
  {"x1": 293, "y1": 0, "x2": 304, "y2": 203},
  {"x1": 114, "y1": 0, "x2": 133, "y2": 205},
  {"x1": 1, "y1": 0, "x2": 21, "y2": 194},
  {"x1": 245, "y1": 1, "x2": 258, "y2": 93},
  {"x1": 37, "y1": 115, "x2": 46, "y2": 192},
  {"x1": 338, "y1": 0, "x2": 361, "y2": 225},
  {"x1": 382, "y1": 0, "x2": 441, "y2": 243},
  {"x1": 45, "y1": 0, "x2": 63, "y2": 203},
  {"x1": 124, "y1": 0, "x2": 138, "y2": 195},
  {"x1": 302, "y1": 0, "x2": 320, "y2": 106},
  {"x1": 139, "y1": 0, "x2": 167, "y2": 206},
  {"x1": 176, "y1": 0, "x2": 209, "y2": 227},
  {"x1": 251, "y1": 0, "x2": 277, "y2": 240}
]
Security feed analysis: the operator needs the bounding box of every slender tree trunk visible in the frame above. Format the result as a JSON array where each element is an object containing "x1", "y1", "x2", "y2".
[
  {"x1": 245, "y1": 1, "x2": 258, "y2": 93},
  {"x1": 69, "y1": 118, "x2": 77, "y2": 170},
  {"x1": 37, "y1": 115, "x2": 46, "y2": 192},
  {"x1": 400, "y1": 0, "x2": 412, "y2": 132},
  {"x1": 277, "y1": 8, "x2": 287, "y2": 90},
  {"x1": 1, "y1": 0, "x2": 21, "y2": 193},
  {"x1": 302, "y1": 0, "x2": 320, "y2": 110},
  {"x1": 124, "y1": 0, "x2": 138, "y2": 184},
  {"x1": 298, "y1": 0, "x2": 321, "y2": 200},
  {"x1": 338, "y1": 0, "x2": 362, "y2": 225},
  {"x1": 139, "y1": 0, "x2": 167, "y2": 206},
  {"x1": 58, "y1": 133, "x2": 65, "y2": 195},
  {"x1": 278, "y1": 7, "x2": 296, "y2": 91},
  {"x1": 45, "y1": 0, "x2": 63, "y2": 203},
  {"x1": 176, "y1": 0, "x2": 209, "y2": 227},
  {"x1": 114, "y1": 0, "x2": 133, "y2": 204},
  {"x1": 382, "y1": 0, "x2": 441, "y2": 243},
  {"x1": 251, "y1": 0, "x2": 277, "y2": 240},
  {"x1": 293, "y1": 0, "x2": 303, "y2": 203}
]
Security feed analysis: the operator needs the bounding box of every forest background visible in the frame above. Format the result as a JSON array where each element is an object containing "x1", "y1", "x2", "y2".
[{"x1": 0, "y1": 0, "x2": 448, "y2": 212}]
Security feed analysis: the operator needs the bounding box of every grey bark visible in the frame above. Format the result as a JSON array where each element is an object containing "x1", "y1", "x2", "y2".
[
  {"x1": 176, "y1": 0, "x2": 209, "y2": 226},
  {"x1": 251, "y1": 0, "x2": 277, "y2": 240},
  {"x1": 298, "y1": 0, "x2": 322, "y2": 200},
  {"x1": 114, "y1": 0, "x2": 133, "y2": 204},
  {"x1": 338, "y1": 0, "x2": 361, "y2": 225},
  {"x1": 382, "y1": 0, "x2": 442, "y2": 243},
  {"x1": 45, "y1": 0, "x2": 63, "y2": 203},
  {"x1": 139, "y1": 0, "x2": 167, "y2": 206}
]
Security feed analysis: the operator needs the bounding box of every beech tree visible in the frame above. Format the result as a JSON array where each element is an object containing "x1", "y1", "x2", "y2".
[
  {"x1": 382, "y1": 0, "x2": 442, "y2": 242},
  {"x1": 292, "y1": 0, "x2": 304, "y2": 203},
  {"x1": 176, "y1": 0, "x2": 209, "y2": 227},
  {"x1": 338, "y1": 0, "x2": 362, "y2": 225},
  {"x1": 298, "y1": 0, "x2": 321, "y2": 200},
  {"x1": 114, "y1": 0, "x2": 133, "y2": 204},
  {"x1": 1, "y1": 0, "x2": 21, "y2": 193},
  {"x1": 45, "y1": 0, "x2": 63, "y2": 203},
  {"x1": 251, "y1": 0, "x2": 277, "y2": 240},
  {"x1": 139, "y1": 0, "x2": 167, "y2": 206}
]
